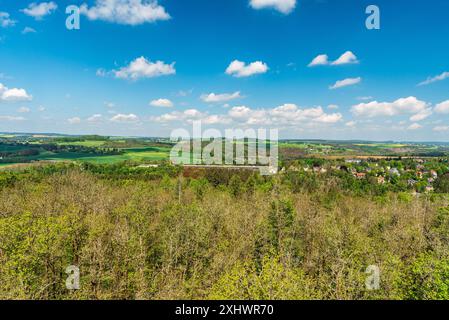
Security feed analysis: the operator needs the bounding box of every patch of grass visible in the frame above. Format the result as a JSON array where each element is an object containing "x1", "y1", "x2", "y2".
[{"x1": 56, "y1": 140, "x2": 107, "y2": 147}]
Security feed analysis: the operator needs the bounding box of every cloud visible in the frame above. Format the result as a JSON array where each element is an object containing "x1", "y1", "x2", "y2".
[
  {"x1": 151, "y1": 102, "x2": 344, "y2": 128},
  {"x1": 21, "y1": 2, "x2": 57, "y2": 20},
  {"x1": 407, "y1": 123, "x2": 422, "y2": 130},
  {"x1": 150, "y1": 98, "x2": 173, "y2": 108},
  {"x1": 0, "y1": 12, "x2": 16, "y2": 27},
  {"x1": 177, "y1": 89, "x2": 193, "y2": 97},
  {"x1": 17, "y1": 107, "x2": 31, "y2": 113},
  {"x1": 249, "y1": 0, "x2": 296, "y2": 14},
  {"x1": 200, "y1": 91, "x2": 242, "y2": 103},
  {"x1": 151, "y1": 109, "x2": 230, "y2": 125},
  {"x1": 226, "y1": 60, "x2": 268, "y2": 78},
  {"x1": 327, "y1": 104, "x2": 339, "y2": 110},
  {"x1": 231, "y1": 104, "x2": 343, "y2": 125},
  {"x1": 331, "y1": 51, "x2": 359, "y2": 65},
  {"x1": 308, "y1": 51, "x2": 358, "y2": 67},
  {"x1": 418, "y1": 71, "x2": 449, "y2": 86},
  {"x1": 96, "y1": 69, "x2": 107, "y2": 77},
  {"x1": 113, "y1": 56, "x2": 175, "y2": 80},
  {"x1": 351, "y1": 97, "x2": 430, "y2": 121},
  {"x1": 155, "y1": 109, "x2": 232, "y2": 125},
  {"x1": 87, "y1": 114, "x2": 103, "y2": 123},
  {"x1": 22, "y1": 27, "x2": 37, "y2": 34},
  {"x1": 313, "y1": 113, "x2": 343, "y2": 124},
  {"x1": 2, "y1": 89, "x2": 32, "y2": 101},
  {"x1": 330, "y1": 77, "x2": 361, "y2": 90},
  {"x1": 0, "y1": 116, "x2": 26, "y2": 121},
  {"x1": 228, "y1": 106, "x2": 254, "y2": 120},
  {"x1": 0, "y1": 83, "x2": 33, "y2": 101},
  {"x1": 200, "y1": 114, "x2": 233, "y2": 125},
  {"x1": 152, "y1": 103, "x2": 342, "y2": 127},
  {"x1": 410, "y1": 108, "x2": 432, "y2": 122},
  {"x1": 433, "y1": 126, "x2": 449, "y2": 132},
  {"x1": 357, "y1": 96, "x2": 373, "y2": 101},
  {"x1": 110, "y1": 113, "x2": 139, "y2": 122},
  {"x1": 80, "y1": 0, "x2": 170, "y2": 25},
  {"x1": 346, "y1": 121, "x2": 356, "y2": 127},
  {"x1": 308, "y1": 54, "x2": 329, "y2": 67},
  {"x1": 68, "y1": 117, "x2": 81, "y2": 124},
  {"x1": 435, "y1": 100, "x2": 449, "y2": 114}
]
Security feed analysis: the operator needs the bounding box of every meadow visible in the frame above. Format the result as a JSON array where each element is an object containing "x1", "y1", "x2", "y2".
[
  {"x1": 34, "y1": 147, "x2": 170, "y2": 163},
  {"x1": 2, "y1": 135, "x2": 449, "y2": 168},
  {"x1": 0, "y1": 136, "x2": 171, "y2": 166}
]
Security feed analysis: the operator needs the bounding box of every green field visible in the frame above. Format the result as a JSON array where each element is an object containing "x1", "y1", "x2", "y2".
[
  {"x1": 72, "y1": 147, "x2": 170, "y2": 163},
  {"x1": 56, "y1": 140, "x2": 107, "y2": 147},
  {"x1": 354, "y1": 143, "x2": 408, "y2": 148},
  {"x1": 28, "y1": 147, "x2": 171, "y2": 164},
  {"x1": 2, "y1": 135, "x2": 449, "y2": 167},
  {"x1": 0, "y1": 132, "x2": 176, "y2": 163}
]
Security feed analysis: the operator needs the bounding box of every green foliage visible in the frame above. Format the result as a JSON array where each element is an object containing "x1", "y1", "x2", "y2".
[
  {"x1": 228, "y1": 175, "x2": 244, "y2": 197},
  {"x1": 435, "y1": 174, "x2": 449, "y2": 193},
  {"x1": 399, "y1": 253, "x2": 449, "y2": 300},
  {"x1": 189, "y1": 178, "x2": 209, "y2": 200},
  {"x1": 267, "y1": 199, "x2": 295, "y2": 251},
  {"x1": 209, "y1": 254, "x2": 316, "y2": 300},
  {"x1": 1, "y1": 164, "x2": 449, "y2": 300}
]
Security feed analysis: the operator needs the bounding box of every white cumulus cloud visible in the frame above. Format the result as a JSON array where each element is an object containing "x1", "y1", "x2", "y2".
[
  {"x1": 418, "y1": 71, "x2": 449, "y2": 86},
  {"x1": 435, "y1": 100, "x2": 449, "y2": 114},
  {"x1": 346, "y1": 121, "x2": 357, "y2": 127},
  {"x1": 308, "y1": 54, "x2": 329, "y2": 67},
  {"x1": 150, "y1": 98, "x2": 173, "y2": 108},
  {"x1": 151, "y1": 103, "x2": 343, "y2": 128},
  {"x1": 407, "y1": 123, "x2": 422, "y2": 130},
  {"x1": 200, "y1": 92, "x2": 242, "y2": 103},
  {"x1": 331, "y1": 51, "x2": 359, "y2": 65},
  {"x1": 68, "y1": 117, "x2": 81, "y2": 124},
  {"x1": 308, "y1": 51, "x2": 358, "y2": 67},
  {"x1": 226, "y1": 60, "x2": 268, "y2": 78},
  {"x1": 249, "y1": 0, "x2": 296, "y2": 14},
  {"x1": 151, "y1": 109, "x2": 230, "y2": 125},
  {"x1": 113, "y1": 56, "x2": 175, "y2": 80},
  {"x1": 80, "y1": 0, "x2": 170, "y2": 25},
  {"x1": 351, "y1": 97, "x2": 430, "y2": 121},
  {"x1": 87, "y1": 114, "x2": 103, "y2": 123},
  {"x1": 21, "y1": 2, "x2": 57, "y2": 20},
  {"x1": 330, "y1": 77, "x2": 361, "y2": 90},
  {"x1": 0, "y1": 83, "x2": 33, "y2": 101},
  {"x1": 22, "y1": 27, "x2": 37, "y2": 34},
  {"x1": 0, "y1": 12, "x2": 16, "y2": 27},
  {"x1": 231, "y1": 104, "x2": 343, "y2": 126},
  {"x1": 110, "y1": 113, "x2": 139, "y2": 122},
  {"x1": 410, "y1": 108, "x2": 432, "y2": 122}
]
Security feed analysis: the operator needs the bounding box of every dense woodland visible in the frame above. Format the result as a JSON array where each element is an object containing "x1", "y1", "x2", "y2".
[{"x1": 1, "y1": 163, "x2": 449, "y2": 299}]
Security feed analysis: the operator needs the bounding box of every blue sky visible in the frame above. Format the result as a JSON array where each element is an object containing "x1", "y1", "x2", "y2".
[{"x1": 0, "y1": 0, "x2": 449, "y2": 140}]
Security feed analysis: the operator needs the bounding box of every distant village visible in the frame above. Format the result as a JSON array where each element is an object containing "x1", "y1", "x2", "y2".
[{"x1": 283, "y1": 158, "x2": 449, "y2": 194}]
